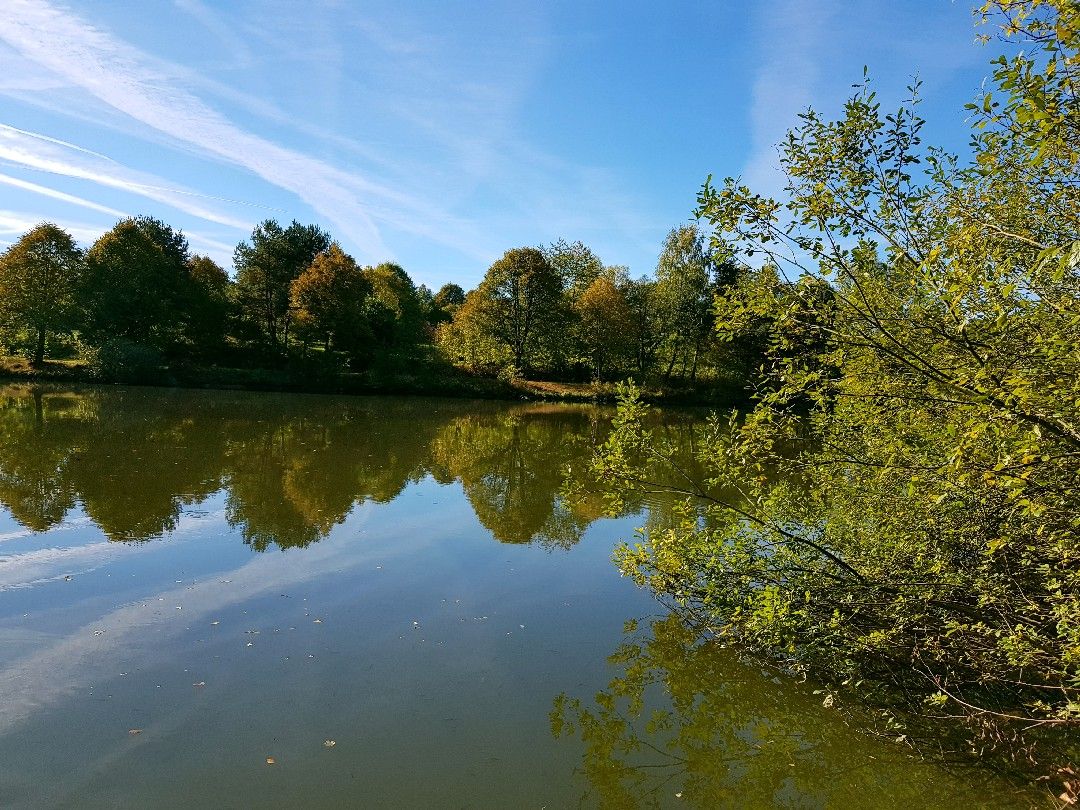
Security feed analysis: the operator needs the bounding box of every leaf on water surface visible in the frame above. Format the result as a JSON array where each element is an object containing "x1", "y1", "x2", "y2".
[
  {"x1": 128, "y1": 729, "x2": 141, "y2": 735},
  {"x1": 323, "y1": 740, "x2": 336, "y2": 748},
  {"x1": 265, "y1": 756, "x2": 276, "y2": 765},
  {"x1": 193, "y1": 681, "x2": 205, "y2": 688}
]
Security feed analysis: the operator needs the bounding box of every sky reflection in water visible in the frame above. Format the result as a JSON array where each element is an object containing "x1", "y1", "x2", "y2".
[{"x1": 0, "y1": 385, "x2": 1033, "y2": 808}]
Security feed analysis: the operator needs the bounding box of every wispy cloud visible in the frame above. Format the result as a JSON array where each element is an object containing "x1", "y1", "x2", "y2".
[
  {"x1": 0, "y1": 209, "x2": 103, "y2": 244},
  {"x1": 0, "y1": 0, "x2": 666, "y2": 281},
  {"x1": 743, "y1": 0, "x2": 836, "y2": 200},
  {"x1": 0, "y1": 0, "x2": 435, "y2": 261},
  {"x1": 743, "y1": 0, "x2": 986, "y2": 202},
  {"x1": 0, "y1": 171, "x2": 127, "y2": 219},
  {"x1": 0, "y1": 124, "x2": 254, "y2": 230}
]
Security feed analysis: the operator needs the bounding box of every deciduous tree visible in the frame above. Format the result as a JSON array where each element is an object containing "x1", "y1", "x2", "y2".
[
  {"x1": 83, "y1": 216, "x2": 192, "y2": 352},
  {"x1": 290, "y1": 244, "x2": 372, "y2": 361},
  {"x1": 475, "y1": 247, "x2": 564, "y2": 371},
  {"x1": 588, "y1": 0, "x2": 1080, "y2": 788},
  {"x1": 233, "y1": 220, "x2": 330, "y2": 352},
  {"x1": 0, "y1": 223, "x2": 83, "y2": 365}
]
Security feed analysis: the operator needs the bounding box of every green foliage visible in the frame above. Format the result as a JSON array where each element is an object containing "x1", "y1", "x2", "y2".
[
  {"x1": 87, "y1": 338, "x2": 165, "y2": 384},
  {"x1": 545, "y1": 238, "x2": 604, "y2": 300},
  {"x1": 233, "y1": 219, "x2": 331, "y2": 353},
  {"x1": 0, "y1": 223, "x2": 84, "y2": 365},
  {"x1": 574, "y1": 274, "x2": 635, "y2": 380},
  {"x1": 184, "y1": 254, "x2": 232, "y2": 360},
  {"x1": 290, "y1": 244, "x2": 373, "y2": 365},
  {"x1": 362, "y1": 261, "x2": 425, "y2": 353},
  {"x1": 586, "y1": 0, "x2": 1080, "y2": 785},
  {"x1": 82, "y1": 216, "x2": 191, "y2": 354},
  {"x1": 425, "y1": 282, "x2": 465, "y2": 328},
  {"x1": 435, "y1": 289, "x2": 513, "y2": 373},
  {"x1": 447, "y1": 247, "x2": 566, "y2": 373},
  {"x1": 433, "y1": 282, "x2": 465, "y2": 311},
  {"x1": 653, "y1": 224, "x2": 719, "y2": 382}
]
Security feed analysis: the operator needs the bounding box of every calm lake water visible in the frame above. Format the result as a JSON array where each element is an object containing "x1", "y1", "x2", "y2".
[{"x1": 0, "y1": 384, "x2": 1037, "y2": 808}]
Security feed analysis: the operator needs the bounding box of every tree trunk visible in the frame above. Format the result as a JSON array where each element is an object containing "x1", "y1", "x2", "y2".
[
  {"x1": 664, "y1": 342, "x2": 679, "y2": 380},
  {"x1": 33, "y1": 328, "x2": 46, "y2": 366}
]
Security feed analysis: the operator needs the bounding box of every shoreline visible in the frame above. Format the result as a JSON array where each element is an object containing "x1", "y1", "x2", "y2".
[{"x1": 0, "y1": 356, "x2": 747, "y2": 407}]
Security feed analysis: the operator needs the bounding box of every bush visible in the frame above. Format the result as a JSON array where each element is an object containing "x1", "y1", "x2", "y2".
[{"x1": 87, "y1": 339, "x2": 165, "y2": 384}]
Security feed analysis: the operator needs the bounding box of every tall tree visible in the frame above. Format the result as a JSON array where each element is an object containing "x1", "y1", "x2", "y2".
[
  {"x1": 290, "y1": 244, "x2": 372, "y2": 360},
  {"x1": 574, "y1": 273, "x2": 635, "y2": 380},
  {"x1": 433, "y1": 283, "x2": 466, "y2": 311},
  {"x1": 361, "y1": 262, "x2": 424, "y2": 352},
  {"x1": 427, "y1": 282, "x2": 466, "y2": 327},
  {"x1": 654, "y1": 223, "x2": 715, "y2": 380},
  {"x1": 476, "y1": 247, "x2": 564, "y2": 371},
  {"x1": 622, "y1": 276, "x2": 663, "y2": 376},
  {"x1": 545, "y1": 239, "x2": 604, "y2": 300},
  {"x1": 83, "y1": 216, "x2": 192, "y2": 352},
  {"x1": 233, "y1": 220, "x2": 330, "y2": 352},
  {"x1": 434, "y1": 290, "x2": 510, "y2": 373},
  {"x1": 185, "y1": 255, "x2": 232, "y2": 359},
  {"x1": 0, "y1": 223, "x2": 83, "y2": 365}
]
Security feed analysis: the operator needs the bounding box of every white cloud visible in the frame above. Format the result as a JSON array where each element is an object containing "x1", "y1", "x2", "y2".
[
  {"x1": 0, "y1": 0, "x2": 401, "y2": 259},
  {"x1": 0, "y1": 124, "x2": 254, "y2": 230},
  {"x1": 0, "y1": 171, "x2": 127, "y2": 219},
  {"x1": 0, "y1": 209, "x2": 103, "y2": 244},
  {"x1": 0, "y1": 0, "x2": 665, "y2": 281}
]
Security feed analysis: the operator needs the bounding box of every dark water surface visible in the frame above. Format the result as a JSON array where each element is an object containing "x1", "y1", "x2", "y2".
[{"x1": 0, "y1": 385, "x2": 1037, "y2": 808}]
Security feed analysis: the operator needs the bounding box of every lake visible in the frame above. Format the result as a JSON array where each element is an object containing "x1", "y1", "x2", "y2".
[{"x1": 0, "y1": 385, "x2": 1036, "y2": 808}]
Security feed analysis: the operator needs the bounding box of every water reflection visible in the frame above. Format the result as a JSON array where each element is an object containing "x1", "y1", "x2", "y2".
[
  {"x1": 0, "y1": 385, "x2": 1038, "y2": 808},
  {"x1": 552, "y1": 614, "x2": 1031, "y2": 809},
  {"x1": 0, "y1": 384, "x2": 684, "y2": 550}
]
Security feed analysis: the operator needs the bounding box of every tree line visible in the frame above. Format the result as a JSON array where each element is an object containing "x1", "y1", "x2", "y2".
[
  {"x1": 0, "y1": 211, "x2": 821, "y2": 396},
  {"x1": 0, "y1": 217, "x2": 452, "y2": 377}
]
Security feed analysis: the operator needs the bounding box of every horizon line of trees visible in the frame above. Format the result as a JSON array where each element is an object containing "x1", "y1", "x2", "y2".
[
  {"x1": 0, "y1": 215, "x2": 821, "y2": 394},
  {"x1": 0, "y1": 216, "x2": 465, "y2": 376}
]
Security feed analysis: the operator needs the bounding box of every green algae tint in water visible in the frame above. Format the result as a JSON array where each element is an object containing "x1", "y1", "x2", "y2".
[{"x1": 0, "y1": 385, "x2": 1039, "y2": 808}]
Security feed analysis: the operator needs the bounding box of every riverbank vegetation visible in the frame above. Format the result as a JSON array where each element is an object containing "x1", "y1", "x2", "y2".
[
  {"x1": 0, "y1": 206, "x2": 795, "y2": 405},
  {"x1": 581, "y1": 0, "x2": 1079, "y2": 799}
]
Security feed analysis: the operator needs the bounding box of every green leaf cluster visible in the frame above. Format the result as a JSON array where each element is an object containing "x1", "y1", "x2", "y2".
[{"x1": 588, "y1": 0, "x2": 1080, "y2": 784}]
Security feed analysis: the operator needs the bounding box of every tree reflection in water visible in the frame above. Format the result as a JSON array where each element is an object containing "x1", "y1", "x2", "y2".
[
  {"x1": 551, "y1": 614, "x2": 1031, "y2": 809},
  {"x1": 0, "y1": 384, "x2": 695, "y2": 551}
]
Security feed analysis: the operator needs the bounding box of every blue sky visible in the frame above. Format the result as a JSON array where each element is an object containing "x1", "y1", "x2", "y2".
[{"x1": 0, "y1": 0, "x2": 995, "y2": 290}]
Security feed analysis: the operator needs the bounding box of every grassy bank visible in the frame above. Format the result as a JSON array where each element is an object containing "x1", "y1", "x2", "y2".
[{"x1": 0, "y1": 354, "x2": 747, "y2": 406}]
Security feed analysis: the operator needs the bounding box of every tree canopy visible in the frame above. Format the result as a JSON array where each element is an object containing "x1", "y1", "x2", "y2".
[
  {"x1": 585, "y1": 0, "x2": 1080, "y2": 790},
  {"x1": 0, "y1": 223, "x2": 83, "y2": 364},
  {"x1": 234, "y1": 219, "x2": 331, "y2": 353}
]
